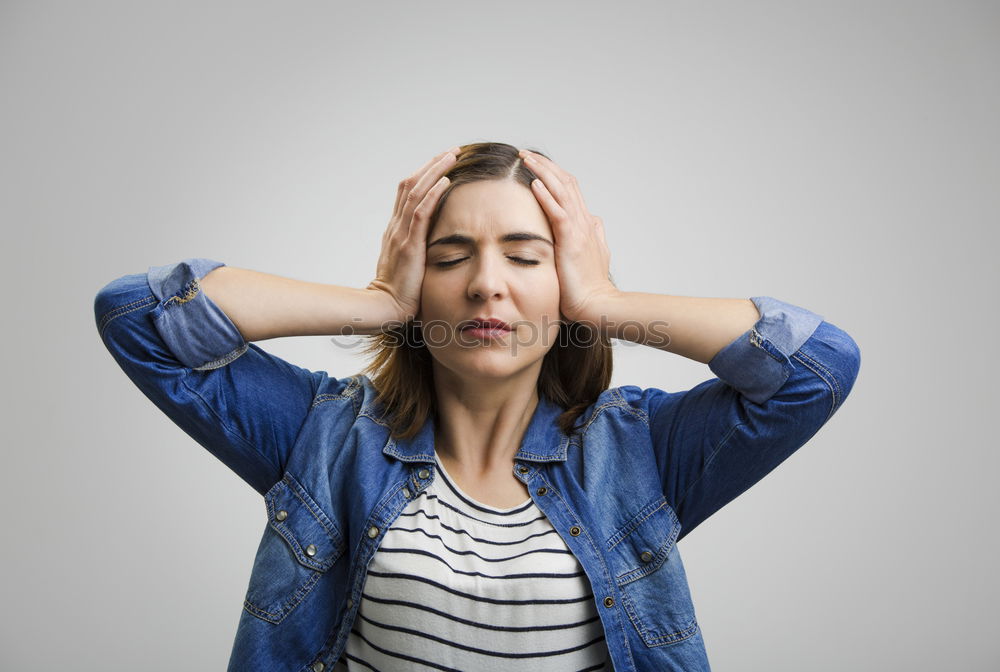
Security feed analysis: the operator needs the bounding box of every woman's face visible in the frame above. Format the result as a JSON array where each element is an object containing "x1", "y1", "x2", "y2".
[{"x1": 417, "y1": 178, "x2": 563, "y2": 385}]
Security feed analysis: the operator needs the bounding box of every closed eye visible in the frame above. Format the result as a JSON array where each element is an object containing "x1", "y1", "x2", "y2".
[{"x1": 433, "y1": 257, "x2": 540, "y2": 268}]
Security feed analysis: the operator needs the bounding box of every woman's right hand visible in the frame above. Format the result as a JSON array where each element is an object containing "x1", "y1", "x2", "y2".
[{"x1": 366, "y1": 146, "x2": 458, "y2": 325}]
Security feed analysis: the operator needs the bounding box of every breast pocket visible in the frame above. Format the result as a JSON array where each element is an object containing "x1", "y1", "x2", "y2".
[
  {"x1": 243, "y1": 473, "x2": 345, "y2": 624},
  {"x1": 609, "y1": 495, "x2": 700, "y2": 647}
]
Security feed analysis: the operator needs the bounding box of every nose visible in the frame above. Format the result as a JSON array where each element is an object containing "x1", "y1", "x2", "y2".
[{"x1": 466, "y1": 252, "x2": 507, "y2": 302}]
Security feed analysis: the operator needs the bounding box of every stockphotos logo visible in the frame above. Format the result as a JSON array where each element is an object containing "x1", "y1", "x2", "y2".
[{"x1": 329, "y1": 315, "x2": 671, "y2": 354}]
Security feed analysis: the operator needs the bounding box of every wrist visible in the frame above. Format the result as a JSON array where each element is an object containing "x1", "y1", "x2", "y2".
[
  {"x1": 570, "y1": 286, "x2": 627, "y2": 329},
  {"x1": 363, "y1": 286, "x2": 412, "y2": 329}
]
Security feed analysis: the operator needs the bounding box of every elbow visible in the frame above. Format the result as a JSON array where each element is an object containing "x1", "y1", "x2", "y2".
[
  {"x1": 794, "y1": 320, "x2": 862, "y2": 421},
  {"x1": 838, "y1": 328, "x2": 862, "y2": 397},
  {"x1": 93, "y1": 272, "x2": 152, "y2": 338}
]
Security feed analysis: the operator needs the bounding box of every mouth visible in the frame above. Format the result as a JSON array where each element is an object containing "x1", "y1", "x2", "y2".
[
  {"x1": 460, "y1": 317, "x2": 512, "y2": 332},
  {"x1": 459, "y1": 317, "x2": 513, "y2": 339}
]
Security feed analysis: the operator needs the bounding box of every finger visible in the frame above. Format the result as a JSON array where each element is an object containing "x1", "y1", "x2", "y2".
[
  {"x1": 530, "y1": 178, "x2": 569, "y2": 230},
  {"x1": 540, "y1": 154, "x2": 588, "y2": 216},
  {"x1": 532, "y1": 157, "x2": 592, "y2": 230},
  {"x1": 573, "y1": 178, "x2": 591, "y2": 216},
  {"x1": 407, "y1": 175, "x2": 451, "y2": 240},
  {"x1": 522, "y1": 151, "x2": 596, "y2": 235},
  {"x1": 519, "y1": 149, "x2": 572, "y2": 183},
  {"x1": 520, "y1": 150, "x2": 591, "y2": 213},
  {"x1": 393, "y1": 148, "x2": 453, "y2": 217},
  {"x1": 413, "y1": 146, "x2": 460, "y2": 180},
  {"x1": 400, "y1": 151, "x2": 457, "y2": 221},
  {"x1": 522, "y1": 155, "x2": 572, "y2": 208},
  {"x1": 594, "y1": 215, "x2": 608, "y2": 249},
  {"x1": 393, "y1": 151, "x2": 446, "y2": 217},
  {"x1": 394, "y1": 147, "x2": 460, "y2": 218}
]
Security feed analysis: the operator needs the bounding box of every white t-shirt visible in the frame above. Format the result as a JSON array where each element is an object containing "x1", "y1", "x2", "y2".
[{"x1": 334, "y1": 449, "x2": 612, "y2": 671}]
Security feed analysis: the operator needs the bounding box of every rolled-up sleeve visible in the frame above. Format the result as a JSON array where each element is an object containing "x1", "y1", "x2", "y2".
[
  {"x1": 145, "y1": 258, "x2": 248, "y2": 370},
  {"x1": 707, "y1": 296, "x2": 825, "y2": 405}
]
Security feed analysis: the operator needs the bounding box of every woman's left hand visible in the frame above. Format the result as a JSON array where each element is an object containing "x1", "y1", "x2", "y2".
[{"x1": 519, "y1": 149, "x2": 620, "y2": 325}]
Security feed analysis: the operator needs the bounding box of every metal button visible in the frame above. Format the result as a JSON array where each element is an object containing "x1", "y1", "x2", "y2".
[
  {"x1": 367, "y1": 525, "x2": 379, "y2": 538},
  {"x1": 517, "y1": 465, "x2": 529, "y2": 474},
  {"x1": 275, "y1": 509, "x2": 288, "y2": 521},
  {"x1": 402, "y1": 487, "x2": 410, "y2": 498},
  {"x1": 346, "y1": 597, "x2": 354, "y2": 610},
  {"x1": 640, "y1": 551, "x2": 653, "y2": 563},
  {"x1": 536, "y1": 487, "x2": 548, "y2": 496},
  {"x1": 418, "y1": 468, "x2": 430, "y2": 479},
  {"x1": 569, "y1": 525, "x2": 581, "y2": 536},
  {"x1": 305, "y1": 544, "x2": 317, "y2": 557},
  {"x1": 311, "y1": 662, "x2": 325, "y2": 672},
  {"x1": 604, "y1": 596, "x2": 615, "y2": 608}
]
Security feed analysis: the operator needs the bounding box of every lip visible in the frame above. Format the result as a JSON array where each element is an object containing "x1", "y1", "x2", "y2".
[{"x1": 459, "y1": 316, "x2": 512, "y2": 332}]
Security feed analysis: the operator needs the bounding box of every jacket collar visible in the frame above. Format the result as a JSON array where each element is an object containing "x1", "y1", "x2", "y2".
[{"x1": 359, "y1": 378, "x2": 570, "y2": 464}]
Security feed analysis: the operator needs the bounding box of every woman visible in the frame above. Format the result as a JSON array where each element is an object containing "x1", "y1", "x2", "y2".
[{"x1": 94, "y1": 142, "x2": 861, "y2": 672}]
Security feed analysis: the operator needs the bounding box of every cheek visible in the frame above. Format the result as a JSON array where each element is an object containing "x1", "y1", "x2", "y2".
[
  {"x1": 523, "y1": 272, "x2": 562, "y2": 324},
  {"x1": 419, "y1": 275, "x2": 462, "y2": 324},
  {"x1": 538, "y1": 268, "x2": 561, "y2": 305},
  {"x1": 420, "y1": 273, "x2": 448, "y2": 304}
]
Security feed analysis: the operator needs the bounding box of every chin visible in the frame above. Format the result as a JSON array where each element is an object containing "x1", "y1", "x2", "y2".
[{"x1": 436, "y1": 349, "x2": 540, "y2": 382}]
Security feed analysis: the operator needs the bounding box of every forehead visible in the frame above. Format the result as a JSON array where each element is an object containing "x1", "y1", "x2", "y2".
[{"x1": 432, "y1": 179, "x2": 550, "y2": 238}]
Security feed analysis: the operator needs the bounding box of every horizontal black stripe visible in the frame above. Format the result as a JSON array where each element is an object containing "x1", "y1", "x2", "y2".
[
  {"x1": 358, "y1": 611, "x2": 608, "y2": 659},
  {"x1": 417, "y1": 491, "x2": 547, "y2": 527},
  {"x1": 339, "y1": 647, "x2": 610, "y2": 672},
  {"x1": 386, "y1": 524, "x2": 574, "y2": 562},
  {"x1": 341, "y1": 651, "x2": 378, "y2": 671},
  {"x1": 375, "y1": 546, "x2": 587, "y2": 580},
  {"x1": 364, "y1": 570, "x2": 595, "y2": 606},
  {"x1": 350, "y1": 628, "x2": 463, "y2": 672},
  {"x1": 398, "y1": 509, "x2": 559, "y2": 545},
  {"x1": 361, "y1": 591, "x2": 603, "y2": 632}
]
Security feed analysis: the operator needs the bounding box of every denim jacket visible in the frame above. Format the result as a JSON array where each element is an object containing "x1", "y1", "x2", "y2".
[{"x1": 94, "y1": 258, "x2": 861, "y2": 672}]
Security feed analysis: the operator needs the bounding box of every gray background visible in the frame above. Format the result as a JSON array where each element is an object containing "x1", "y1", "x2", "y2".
[{"x1": 2, "y1": 1, "x2": 997, "y2": 670}]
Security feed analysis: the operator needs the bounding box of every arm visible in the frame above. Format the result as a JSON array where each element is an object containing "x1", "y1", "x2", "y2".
[
  {"x1": 612, "y1": 295, "x2": 861, "y2": 541},
  {"x1": 198, "y1": 264, "x2": 403, "y2": 342},
  {"x1": 590, "y1": 291, "x2": 763, "y2": 364},
  {"x1": 94, "y1": 258, "x2": 396, "y2": 494}
]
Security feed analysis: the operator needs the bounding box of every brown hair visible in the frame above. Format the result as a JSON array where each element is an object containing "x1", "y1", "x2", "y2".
[{"x1": 356, "y1": 141, "x2": 614, "y2": 439}]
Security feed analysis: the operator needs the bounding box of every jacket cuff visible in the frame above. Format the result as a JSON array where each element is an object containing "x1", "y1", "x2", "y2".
[
  {"x1": 707, "y1": 296, "x2": 824, "y2": 404},
  {"x1": 146, "y1": 258, "x2": 248, "y2": 370}
]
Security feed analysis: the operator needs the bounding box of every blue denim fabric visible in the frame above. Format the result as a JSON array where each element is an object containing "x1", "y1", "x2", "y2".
[{"x1": 94, "y1": 258, "x2": 862, "y2": 672}]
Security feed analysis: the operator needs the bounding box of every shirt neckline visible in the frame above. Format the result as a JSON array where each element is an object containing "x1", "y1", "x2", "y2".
[{"x1": 432, "y1": 450, "x2": 533, "y2": 514}]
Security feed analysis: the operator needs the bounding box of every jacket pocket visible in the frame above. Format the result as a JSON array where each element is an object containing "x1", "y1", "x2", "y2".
[
  {"x1": 609, "y1": 495, "x2": 700, "y2": 647},
  {"x1": 243, "y1": 473, "x2": 345, "y2": 624}
]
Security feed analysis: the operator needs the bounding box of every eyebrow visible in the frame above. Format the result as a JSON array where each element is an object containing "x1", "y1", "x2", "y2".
[{"x1": 427, "y1": 232, "x2": 554, "y2": 248}]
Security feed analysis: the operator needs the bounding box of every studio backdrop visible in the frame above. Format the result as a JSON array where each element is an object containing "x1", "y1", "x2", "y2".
[{"x1": 2, "y1": 1, "x2": 997, "y2": 670}]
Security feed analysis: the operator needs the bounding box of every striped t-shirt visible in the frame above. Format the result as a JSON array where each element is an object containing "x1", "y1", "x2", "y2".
[{"x1": 333, "y1": 450, "x2": 612, "y2": 671}]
